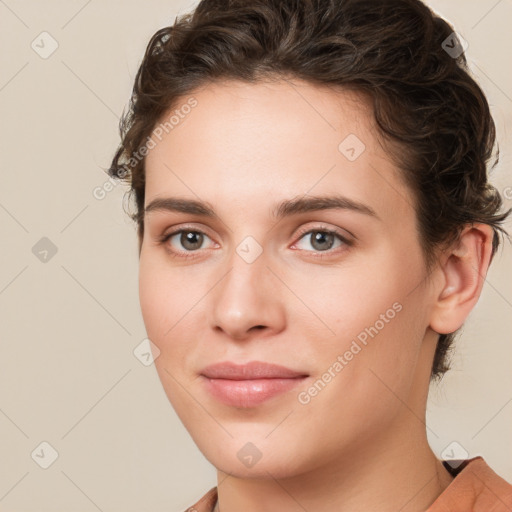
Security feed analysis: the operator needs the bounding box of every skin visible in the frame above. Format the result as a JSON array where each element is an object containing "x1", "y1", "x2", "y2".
[{"x1": 138, "y1": 79, "x2": 493, "y2": 512}]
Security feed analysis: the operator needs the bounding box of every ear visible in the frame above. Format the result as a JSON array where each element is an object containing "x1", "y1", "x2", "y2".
[{"x1": 429, "y1": 224, "x2": 494, "y2": 335}]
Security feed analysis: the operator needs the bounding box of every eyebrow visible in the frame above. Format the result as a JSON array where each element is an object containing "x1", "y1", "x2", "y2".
[{"x1": 144, "y1": 194, "x2": 380, "y2": 220}]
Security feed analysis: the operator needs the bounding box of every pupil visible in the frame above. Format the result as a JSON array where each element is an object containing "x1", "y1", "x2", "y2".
[
  {"x1": 312, "y1": 231, "x2": 333, "y2": 251},
  {"x1": 182, "y1": 231, "x2": 202, "y2": 250}
]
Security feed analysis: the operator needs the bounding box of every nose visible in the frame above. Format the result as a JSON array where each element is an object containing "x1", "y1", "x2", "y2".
[{"x1": 208, "y1": 247, "x2": 286, "y2": 341}]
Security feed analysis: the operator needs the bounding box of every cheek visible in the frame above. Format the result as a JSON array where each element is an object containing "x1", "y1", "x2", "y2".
[
  {"x1": 138, "y1": 251, "x2": 211, "y2": 371},
  {"x1": 138, "y1": 256, "x2": 166, "y2": 339},
  {"x1": 138, "y1": 256, "x2": 197, "y2": 412},
  {"x1": 291, "y1": 287, "x2": 424, "y2": 453},
  {"x1": 287, "y1": 253, "x2": 414, "y2": 346},
  {"x1": 287, "y1": 247, "x2": 426, "y2": 388},
  {"x1": 138, "y1": 254, "x2": 186, "y2": 349}
]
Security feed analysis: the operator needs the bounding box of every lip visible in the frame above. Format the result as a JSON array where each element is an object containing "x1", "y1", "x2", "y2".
[
  {"x1": 201, "y1": 361, "x2": 308, "y2": 380},
  {"x1": 200, "y1": 361, "x2": 309, "y2": 408}
]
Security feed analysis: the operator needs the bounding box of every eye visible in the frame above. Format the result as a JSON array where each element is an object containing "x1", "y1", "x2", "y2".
[
  {"x1": 292, "y1": 227, "x2": 352, "y2": 254},
  {"x1": 158, "y1": 228, "x2": 216, "y2": 258}
]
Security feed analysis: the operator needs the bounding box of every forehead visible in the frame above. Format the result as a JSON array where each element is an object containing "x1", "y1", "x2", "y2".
[{"x1": 144, "y1": 79, "x2": 413, "y2": 223}]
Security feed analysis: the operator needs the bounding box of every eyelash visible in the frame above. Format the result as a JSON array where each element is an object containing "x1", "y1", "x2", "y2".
[{"x1": 157, "y1": 224, "x2": 353, "y2": 260}]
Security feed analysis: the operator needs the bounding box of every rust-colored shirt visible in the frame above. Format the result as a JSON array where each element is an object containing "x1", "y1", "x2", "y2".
[{"x1": 183, "y1": 457, "x2": 512, "y2": 511}]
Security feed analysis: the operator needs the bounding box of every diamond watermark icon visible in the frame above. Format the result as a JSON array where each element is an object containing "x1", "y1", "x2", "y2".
[
  {"x1": 441, "y1": 440, "x2": 469, "y2": 468},
  {"x1": 134, "y1": 338, "x2": 161, "y2": 366},
  {"x1": 237, "y1": 442, "x2": 263, "y2": 468},
  {"x1": 31, "y1": 31, "x2": 59, "y2": 59},
  {"x1": 236, "y1": 236, "x2": 263, "y2": 264},
  {"x1": 32, "y1": 237, "x2": 58, "y2": 263},
  {"x1": 31, "y1": 441, "x2": 59, "y2": 469},
  {"x1": 338, "y1": 133, "x2": 366, "y2": 161},
  {"x1": 441, "y1": 31, "x2": 468, "y2": 59}
]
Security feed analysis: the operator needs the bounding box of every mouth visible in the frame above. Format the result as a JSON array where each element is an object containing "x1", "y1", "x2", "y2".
[
  {"x1": 200, "y1": 375, "x2": 309, "y2": 408},
  {"x1": 200, "y1": 361, "x2": 309, "y2": 408}
]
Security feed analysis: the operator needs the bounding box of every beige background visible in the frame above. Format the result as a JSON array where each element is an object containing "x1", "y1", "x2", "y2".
[{"x1": 0, "y1": 1, "x2": 511, "y2": 510}]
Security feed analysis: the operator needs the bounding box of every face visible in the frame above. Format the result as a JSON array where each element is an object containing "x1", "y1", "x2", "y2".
[{"x1": 139, "y1": 79, "x2": 438, "y2": 479}]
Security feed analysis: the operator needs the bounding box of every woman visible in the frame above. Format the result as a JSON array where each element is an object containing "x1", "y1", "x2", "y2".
[{"x1": 109, "y1": 0, "x2": 512, "y2": 510}]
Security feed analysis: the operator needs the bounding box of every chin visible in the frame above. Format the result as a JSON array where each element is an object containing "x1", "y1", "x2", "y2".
[
  {"x1": 208, "y1": 455, "x2": 303, "y2": 480},
  {"x1": 194, "y1": 436, "x2": 314, "y2": 481}
]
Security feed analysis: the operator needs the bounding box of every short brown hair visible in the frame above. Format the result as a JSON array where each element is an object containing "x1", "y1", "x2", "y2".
[{"x1": 108, "y1": 0, "x2": 511, "y2": 381}]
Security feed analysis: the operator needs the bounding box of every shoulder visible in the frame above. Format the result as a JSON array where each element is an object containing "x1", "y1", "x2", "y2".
[
  {"x1": 427, "y1": 456, "x2": 512, "y2": 512},
  {"x1": 183, "y1": 486, "x2": 218, "y2": 512}
]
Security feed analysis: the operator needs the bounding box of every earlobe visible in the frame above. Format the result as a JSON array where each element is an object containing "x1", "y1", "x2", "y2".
[{"x1": 429, "y1": 224, "x2": 494, "y2": 335}]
